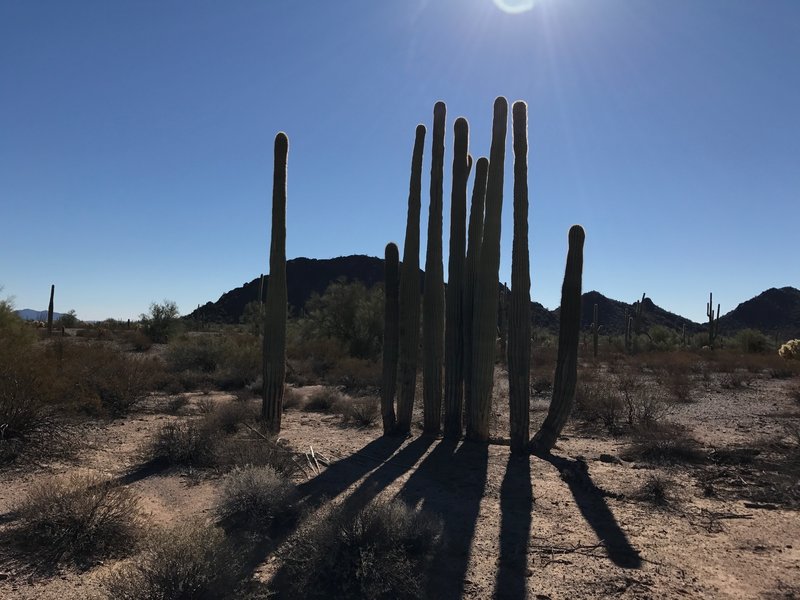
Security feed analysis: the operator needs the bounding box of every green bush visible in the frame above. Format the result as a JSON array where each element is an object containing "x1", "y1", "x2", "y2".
[
  {"x1": 165, "y1": 333, "x2": 260, "y2": 390},
  {"x1": 102, "y1": 520, "x2": 245, "y2": 600},
  {"x1": 303, "y1": 387, "x2": 345, "y2": 413},
  {"x1": 735, "y1": 328, "x2": 771, "y2": 353},
  {"x1": 278, "y1": 499, "x2": 442, "y2": 599},
  {"x1": 140, "y1": 300, "x2": 180, "y2": 343}
]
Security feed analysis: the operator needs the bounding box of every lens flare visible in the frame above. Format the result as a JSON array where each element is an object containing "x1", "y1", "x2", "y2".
[{"x1": 492, "y1": 0, "x2": 536, "y2": 14}]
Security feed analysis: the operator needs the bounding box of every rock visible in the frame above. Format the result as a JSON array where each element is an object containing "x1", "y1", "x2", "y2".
[{"x1": 598, "y1": 453, "x2": 624, "y2": 465}]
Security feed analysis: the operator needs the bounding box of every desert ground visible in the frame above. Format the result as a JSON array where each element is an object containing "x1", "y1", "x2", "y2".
[{"x1": 2, "y1": 341, "x2": 798, "y2": 599}]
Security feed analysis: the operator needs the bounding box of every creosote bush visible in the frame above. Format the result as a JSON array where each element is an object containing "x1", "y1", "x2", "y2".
[
  {"x1": 278, "y1": 499, "x2": 443, "y2": 600},
  {"x1": 215, "y1": 465, "x2": 298, "y2": 531},
  {"x1": 14, "y1": 471, "x2": 142, "y2": 564},
  {"x1": 340, "y1": 396, "x2": 380, "y2": 427},
  {"x1": 303, "y1": 387, "x2": 346, "y2": 413},
  {"x1": 634, "y1": 474, "x2": 676, "y2": 507},
  {"x1": 102, "y1": 520, "x2": 245, "y2": 600}
]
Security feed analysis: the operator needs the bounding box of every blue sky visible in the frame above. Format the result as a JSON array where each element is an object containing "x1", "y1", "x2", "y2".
[{"x1": 1, "y1": 0, "x2": 798, "y2": 322}]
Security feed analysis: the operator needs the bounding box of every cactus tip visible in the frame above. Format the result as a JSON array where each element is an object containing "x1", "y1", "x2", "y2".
[{"x1": 274, "y1": 132, "x2": 289, "y2": 151}]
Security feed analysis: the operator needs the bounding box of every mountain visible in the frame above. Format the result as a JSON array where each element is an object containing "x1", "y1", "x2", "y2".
[
  {"x1": 15, "y1": 309, "x2": 63, "y2": 321},
  {"x1": 576, "y1": 291, "x2": 702, "y2": 335},
  {"x1": 187, "y1": 255, "x2": 417, "y2": 323},
  {"x1": 717, "y1": 287, "x2": 800, "y2": 340},
  {"x1": 187, "y1": 255, "x2": 798, "y2": 339}
]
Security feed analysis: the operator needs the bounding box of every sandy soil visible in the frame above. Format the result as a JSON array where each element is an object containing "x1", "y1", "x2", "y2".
[{"x1": 1, "y1": 370, "x2": 798, "y2": 599}]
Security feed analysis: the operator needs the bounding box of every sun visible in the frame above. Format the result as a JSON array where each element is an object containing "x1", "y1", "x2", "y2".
[{"x1": 492, "y1": 0, "x2": 536, "y2": 14}]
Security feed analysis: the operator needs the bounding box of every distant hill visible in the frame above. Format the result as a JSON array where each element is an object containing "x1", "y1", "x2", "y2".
[
  {"x1": 15, "y1": 309, "x2": 63, "y2": 321},
  {"x1": 717, "y1": 287, "x2": 800, "y2": 340},
  {"x1": 187, "y1": 255, "x2": 798, "y2": 339},
  {"x1": 187, "y1": 255, "x2": 420, "y2": 324},
  {"x1": 576, "y1": 291, "x2": 702, "y2": 335}
]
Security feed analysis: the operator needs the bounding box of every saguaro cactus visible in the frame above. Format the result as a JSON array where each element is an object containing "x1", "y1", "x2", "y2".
[
  {"x1": 444, "y1": 117, "x2": 471, "y2": 438},
  {"x1": 396, "y1": 125, "x2": 426, "y2": 435},
  {"x1": 262, "y1": 132, "x2": 288, "y2": 432},
  {"x1": 47, "y1": 284, "x2": 55, "y2": 336},
  {"x1": 462, "y1": 157, "x2": 489, "y2": 436},
  {"x1": 381, "y1": 243, "x2": 400, "y2": 434},
  {"x1": 508, "y1": 101, "x2": 531, "y2": 454},
  {"x1": 423, "y1": 102, "x2": 446, "y2": 434},
  {"x1": 530, "y1": 225, "x2": 585, "y2": 455},
  {"x1": 468, "y1": 97, "x2": 508, "y2": 442},
  {"x1": 707, "y1": 292, "x2": 720, "y2": 348}
]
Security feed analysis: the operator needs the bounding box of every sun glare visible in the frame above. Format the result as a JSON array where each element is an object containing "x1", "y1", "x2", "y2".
[{"x1": 493, "y1": 0, "x2": 536, "y2": 14}]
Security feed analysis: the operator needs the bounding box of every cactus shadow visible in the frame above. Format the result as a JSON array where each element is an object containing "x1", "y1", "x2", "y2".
[
  {"x1": 396, "y1": 439, "x2": 489, "y2": 600},
  {"x1": 494, "y1": 453, "x2": 533, "y2": 600},
  {"x1": 542, "y1": 454, "x2": 642, "y2": 569},
  {"x1": 295, "y1": 433, "x2": 407, "y2": 508}
]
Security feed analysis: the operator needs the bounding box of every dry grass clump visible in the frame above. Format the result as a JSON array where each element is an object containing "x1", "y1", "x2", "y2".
[
  {"x1": 622, "y1": 423, "x2": 705, "y2": 465},
  {"x1": 340, "y1": 396, "x2": 380, "y2": 427},
  {"x1": 102, "y1": 520, "x2": 245, "y2": 600},
  {"x1": 277, "y1": 499, "x2": 443, "y2": 600},
  {"x1": 282, "y1": 386, "x2": 304, "y2": 410},
  {"x1": 215, "y1": 465, "x2": 298, "y2": 531},
  {"x1": 633, "y1": 474, "x2": 677, "y2": 507},
  {"x1": 13, "y1": 471, "x2": 142, "y2": 565},
  {"x1": 303, "y1": 387, "x2": 346, "y2": 413}
]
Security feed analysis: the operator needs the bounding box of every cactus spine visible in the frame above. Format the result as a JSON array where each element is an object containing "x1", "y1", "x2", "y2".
[
  {"x1": 443, "y1": 117, "x2": 471, "y2": 438},
  {"x1": 468, "y1": 97, "x2": 508, "y2": 442},
  {"x1": 262, "y1": 132, "x2": 288, "y2": 432},
  {"x1": 381, "y1": 243, "x2": 400, "y2": 434},
  {"x1": 396, "y1": 125, "x2": 426, "y2": 435},
  {"x1": 508, "y1": 101, "x2": 531, "y2": 454},
  {"x1": 47, "y1": 284, "x2": 55, "y2": 336},
  {"x1": 707, "y1": 292, "x2": 720, "y2": 348},
  {"x1": 530, "y1": 225, "x2": 585, "y2": 455},
  {"x1": 591, "y1": 303, "x2": 599, "y2": 358},
  {"x1": 422, "y1": 102, "x2": 446, "y2": 435},
  {"x1": 462, "y1": 157, "x2": 488, "y2": 436}
]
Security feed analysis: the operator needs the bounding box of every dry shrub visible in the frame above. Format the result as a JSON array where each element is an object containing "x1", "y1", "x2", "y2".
[
  {"x1": 165, "y1": 333, "x2": 260, "y2": 390},
  {"x1": 207, "y1": 401, "x2": 256, "y2": 434},
  {"x1": 102, "y1": 520, "x2": 245, "y2": 600},
  {"x1": 213, "y1": 436, "x2": 298, "y2": 477},
  {"x1": 634, "y1": 474, "x2": 676, "y2": 507},
  {"x1": 574, "y1": 381, "x2": 623, "y2": 432},
  {"x1": 790, "y1": 385, "x2": 800, "y2": 404},
  {"x1": 720, "y1": 371, "x2": 751, "y2": 389},
  {"x1": 196, "y1": 395, "x2": 216, "y2": 414},
  {"x1": 326, "y1": 357, "x2": 382, "y2": 392},
  {"x1": 215, "y1": 465, "x2": 298, "y2": 531},
  {"x1": 340, "y1": 396, "x2": 380, "y2": 427},
  {"x1": 13, "y1": 471, "x2": 142, "y2": 565},
  {"x1": 283, "y1": 386, "x2": 304, "y2": 410},
  {"x1": 150, "y1": 421, "x2": 217, "y2": 467},
  {"x1": 164, "y1": 394, "x2": 189, "y2": 415},
  {"x1": 304, "y1": 387, "x2": 346, "y2": 413},
  {"x1": 623, "y1": 423, "x2": 705, "y2": 464},
  {"x1": 277, "y1": 499, "x2": 443, "y2": 600}
]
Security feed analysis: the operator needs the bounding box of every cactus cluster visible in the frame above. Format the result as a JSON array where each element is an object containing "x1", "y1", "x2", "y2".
[{"x1": 382, "y1": 97, "x2": 584, "y2": 455}]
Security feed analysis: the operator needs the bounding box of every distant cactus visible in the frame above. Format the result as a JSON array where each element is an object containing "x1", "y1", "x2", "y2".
[
  {"x1": 396, "y1": 125, "x2": 426, "y2": 435},
  {"x1": 468, "y1": 97, "x2": 508, "y2": 443},
  {"x1": 508, "y1": 101, "x2": 531, "y2": 454},
  {"x1": 381, "y1": 243, "x2": 400, "y2": 434},
  {"x1": 778, "y1": 339, "x2": 800, "y2": 360},
  {"x1": 423, "y1": 102, "x2": 446, "y2": 435},
  {"x1": 443, "y1": 117, "x2": 471, "y2": 439},
  {"x1": 262, "y1": 132, "x2": 288, "y2": 432},
  {"x1": 707, "y1": 292, "x2": 720, "y2": 348},
  {"x1": 530, "y1": 225, "x2": 585, "y2": 455},
  {"x1": 462, "y1": 157, "x2": 489, "y2": 436},
  {"x1": 47, "y1": 284, "x2": 55, "y2": 336}
]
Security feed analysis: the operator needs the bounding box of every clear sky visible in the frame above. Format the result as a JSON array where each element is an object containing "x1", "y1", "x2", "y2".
[{"x1": 1, "y1": 0, "x2": 798, "y2": 322}]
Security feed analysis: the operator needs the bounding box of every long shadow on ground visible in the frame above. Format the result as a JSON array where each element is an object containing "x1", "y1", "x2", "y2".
[
  {"x1": 396, "y1": 439, "x2": 489, "y2": 600},
  {"x1": 295, "y1": 434, "x2": 406, "y2": 508},
  {"x1": 494, "y1": 454, "x2": 534, "y2": 600},
  {"x1": 542, "y1": 454, "x2": 642, "y2": 569}
]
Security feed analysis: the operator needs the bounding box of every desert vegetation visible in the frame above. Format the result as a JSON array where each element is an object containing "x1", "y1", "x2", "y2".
[{"x1": 2, "y1": 98, "x2": 799, "y2": 599}]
